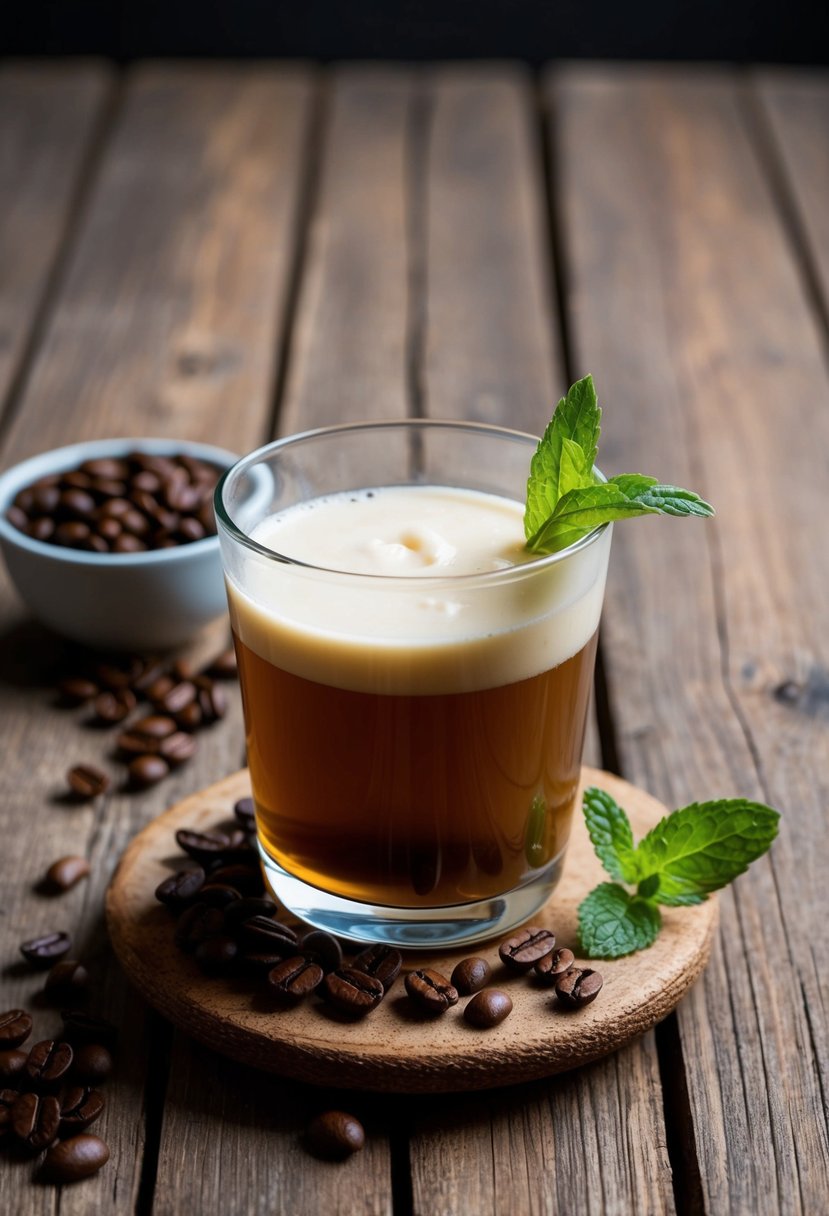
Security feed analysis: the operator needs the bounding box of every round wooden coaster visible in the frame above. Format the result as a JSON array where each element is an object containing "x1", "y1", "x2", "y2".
[{"x1": 106, "y1": 767, "x2": 717, "y2": 1093}]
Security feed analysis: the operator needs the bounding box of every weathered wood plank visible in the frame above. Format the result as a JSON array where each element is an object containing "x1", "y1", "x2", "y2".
[
  {"x1": 406, "y1": 66, "x2": 674, "y2": 1216},
  {"x1": 0, "y1": 63, "x2": 316, "y2": 1214},
  {"x1": 755, "y1": 70, "x2": 829, "y2": 328},
  {"x1": 553, "y1": 63, "x2": 829, "y2": 1213},
  {"x1": 0, "y1": 63, "x2": 112, "y2": 421}
]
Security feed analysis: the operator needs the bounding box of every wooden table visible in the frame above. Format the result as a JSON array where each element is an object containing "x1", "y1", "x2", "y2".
[{"x1": 1, "y1": 60, "x2": 827, "y2": 1215}]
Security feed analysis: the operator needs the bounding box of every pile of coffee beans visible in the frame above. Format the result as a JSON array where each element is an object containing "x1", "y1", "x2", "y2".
[
  {"x1": 57, "y1": 648, "x2": 236, "y2": 794},
  {"x1": 158, "y1": 804, "x2": 604, "y2": 1035},
  {"x1": 5, "y1": 450, "x2": 222, "y2": 553},
  {"x1": 0, "y1": 1005, "x2": 115, "y2": 1182}
]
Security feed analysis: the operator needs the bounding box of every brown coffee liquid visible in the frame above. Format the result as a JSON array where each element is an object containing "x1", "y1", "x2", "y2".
[{"x1": 235, "y1": 630, "x2": 597, "y2": 908}]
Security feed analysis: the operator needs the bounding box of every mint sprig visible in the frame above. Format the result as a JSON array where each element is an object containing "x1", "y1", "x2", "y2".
[
  {"x1": 524, "y1": 375, "x2": 714, "y2": 553},
  {"x1": 578, "y1": 788, "x2": 780, "y2": 958}
]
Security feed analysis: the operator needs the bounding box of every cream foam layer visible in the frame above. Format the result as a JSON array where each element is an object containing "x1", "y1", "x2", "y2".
[{"x1": 226, "y1": 486, "x2": 611, "y2": 695}]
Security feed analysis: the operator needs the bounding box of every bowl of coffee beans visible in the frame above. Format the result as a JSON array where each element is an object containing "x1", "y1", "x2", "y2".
[{"x1": 0, "y1": 438, "x2": 238, "y2": 649}]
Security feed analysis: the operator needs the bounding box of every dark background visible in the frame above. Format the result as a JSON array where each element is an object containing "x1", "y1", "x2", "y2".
[{"x1": 2, "y1": 0, "x2": 827, "y2": 63}]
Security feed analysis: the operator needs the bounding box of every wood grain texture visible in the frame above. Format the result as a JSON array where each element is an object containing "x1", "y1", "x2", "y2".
[
  {"x1": 1, "y1": 62, "x2": 313, "y2": 463},
  {"x1": 553, "y1": 63, "x2": 829, "y2": 1213},
  {"x1": 0, "y1": 63, "x2": 316, "y2": 1215},
  {"x1": 405, "y1": 65, "x2": 674, "y2": 1216},
  {"x1": 755, "y1": 70, "x2": 829, "y2": 325},
  {"x1": 0, "y1": 63, "x2": 112, "y2": 420}
]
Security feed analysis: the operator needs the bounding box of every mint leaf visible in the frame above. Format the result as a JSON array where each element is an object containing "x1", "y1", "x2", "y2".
[
  {"x1": 524, "y1": 374, "x2": 601, "y2": 538},
  {"x1": 607, "y1": 473, "x2": 659, "y2": 497},
  {"x1": 582, "y1": 786, "x2": 639, "y2": 883},
  {"x1": 559, "y1": 436, "x2": 594, "y2": 498},
  {"x1": 527, "y1": 483, "x2": 658, "y2": 553},
  {"x1": 630, "y1": 484, "x2": 715, "y2": 518},
  {"x1": 637, "y1": 873, "x2": 660, "y2": 900},
  {"x1": 636, "y1": 799, "x2": 780, "y2": 906},
  {"x1": 578, "y1": 883, "x2": 662, "y2": 958}
]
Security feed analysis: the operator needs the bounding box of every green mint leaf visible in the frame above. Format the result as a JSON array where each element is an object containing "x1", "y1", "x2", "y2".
[
  {"x1": 637, "y1": 873, "x2": 660, "y2": 900},
  {"x1": 578, "y1": 883, "x2": 662, "y2": 958},
  {"x1": 582, "y1": 786, "x2": 639, "y2": 883},
  {"x1": 559, "y1": 436, "x2": 594, "y2": 498},
  {"x1": 631, "y1": 484, "x2": 715, "y2": 518},
  {"x1": 636, "y1": 799, "x2": 780, "y2": 907},
  {"x1": 524, "y1": 374, "x2": 601, "y2": 539},
  {"x1": 607, "y1": 473, "x2": 659, "y2": 497},
  {"x1": 527, "y1": 483, "x2": 658, "y2": 553}
]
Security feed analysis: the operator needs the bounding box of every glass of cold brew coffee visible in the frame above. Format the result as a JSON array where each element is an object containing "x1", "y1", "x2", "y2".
[{"x1": 215, "y1": 421, "x2": 611, "y2": 946}]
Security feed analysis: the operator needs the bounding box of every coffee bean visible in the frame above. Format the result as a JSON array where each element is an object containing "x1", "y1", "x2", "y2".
[
  {"x1": 300, "y1": 930, "x2": 343, "y2": 974},
  {"x1": 209, "y1": 864, "x2": 263, "y2": 896},
  {"x1": 28, "y1": 517, "x2": 55, "y2": 541},
  {"x1": 117, "y1": 730, "x2": 159, "y2": 757},
  {"x1": 113, "y1": 533, "x2": 146, "y2": 552},
  {"x1": 232, "y1": 796, "x2": 256, "y2": 829},
  {"x1": 199, "y1": 883, "x2": 242, "y2": 909},
  {"x1": 351, "y1": 943, "x2": 403, "y2": 992},
  {"x1": 96, "y1": 517, "x2": 123, "y2": 542},
  {"x1": 196, "y1": 681, "x2": 226, "y2": 724},
  {"x1": 194, "y1": 935, "x2": 239, "y2": 974},
  {"x1": 43, "y1": 1133, "x2": 110, "y2": 1182},
  {"x1": 59, "y1": 1087, "x2": 104, "y2": 1134},
  {"x1": 54, "y1": 520, "x2": 91, "y2": 547},
  {"x1": 463, "y1": 988, "x2": 513, "y2": 1028},
  {"x1": 207, "y1": 650, "x2": 238, "y2": 680},
  {"x1": 451, "y1": 957, "x2": 492, "y2": 996},
  {"x1": 25, "y1": 1040, "x2": 74, "y2": 1087},
  {"x1": 174, "y1": 701, "x2": 203, "y2": 730},
  {"x1": 306, "y1": 1110, "x2": 365, "y2": 1160},
  {"x1": 128, "y1": 753, "x2": 170, "y2": 788},
  {"x1": 174, "y1": 903, "x2": 225, "y2": 952},
  {"x1": 6, "y1": 503, "x2": 29, "y2": 531},
  {"x1": 238, "y1": 916, "x2": 298, "y2": 955},
  {"x1": 66, "y1": 764, "x2": 109, "y2": 799},
  {"x1": 554, "y1": 967, "x2": 604, "y2": 1009},
  {"x1": 0, "y1": 1087, "x2": 18, "y2": 1135},
  {"x1": 132, "y1": 714, "x2": 178, "y2": 740},
  {"x1": 223, "y1": 896, "x2": 276, "y2": 928},
  {"x1": 405, "y1": 969, "x2": 459, "y2": 1015},
  {"x1": 59, "y1": 488, "x2": 97, "y2": 520},
  {"x1": 0, "y1": 1009, "x2": 33, "y2": 1049},
  {"x1": 159, "y1": 681, "x2": 197, "y2": 714},
  {"x1": 60, "y1": 1011, "x2": 118, "y2": 1047},
  {"x1": 45, "y1": 855, "x2": 90, "y2": 892},
  {"x1": 92, "y1": 688, "x2": 136, "y2": 723},
  {"x1": 0, "y1": 1049, "x2": 28, "y2": 1084},
  {"x1": 80, "y1": 457, "x2": 129, "y2": 480},
  {"x1": 58, "y1": 677, "x2": 99, "y2": 706},
  {"x1": 498, "y1": 925, "x2": 557, "y2": 972},
  {"x1": 534, "y1": 947, "x2": 576, "y2": 986},
  {"x1": 158, "y1": 731, "x2": 198, "y2": 766},
  {"x1": 12, "y1": 1091, "x2": 61, "y2": 1150},
  {"x1": 20, "y1": 931, "x2": 72, "y2": 968},
  {"x1": 267, "y1": 956, "x2": 324, "y2": 1002},
  {"x1": 155, "y1": 867, "x2": 206, "y2": 908},
  {"x1": 44, "y1": 961, "x2": 89, "y2": 997},
  {"x1": 322, "y1": 968, "x2": 385, "y2": 1017},
  {"x1": 71, "y1": 1043, "x2": 113, "y2": 1085},
  {"x1": 175, "y1": 827, "x2": 248, "y2": 864}
]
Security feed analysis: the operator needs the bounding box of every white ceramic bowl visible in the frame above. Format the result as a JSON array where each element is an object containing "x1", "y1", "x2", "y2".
[{"x1": 0, "y1": 438, "x2": 239, "y2": 651}]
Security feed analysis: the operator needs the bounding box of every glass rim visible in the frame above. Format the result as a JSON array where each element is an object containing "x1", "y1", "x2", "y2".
[{"x1": 214, "y1": 418, "x2": 609, "y2": 583}]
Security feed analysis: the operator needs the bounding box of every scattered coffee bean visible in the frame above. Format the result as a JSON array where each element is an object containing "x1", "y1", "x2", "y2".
[
  {"x1": 498, "y1": 925, "x2": 557, "y2": 972},
  {"x1": 300, "y1": 931, "x2": 343, "y2": 974},
  {"x1": 145, "y1": 675, "x2": 174, "y2": 704},
  {"x1": 158, "y1": 681, "x2": 197, "y2": 715},
  {"x1": 194, "y1": 935, "x2": 239, "y2": 974},
  {"x1": 0, "y1": 1087, "x2": 18, "y2": 1135},
  {"x1": 20, "y1": 931, "x2": 72, "y2": 968},
  {"x1": 92, "y1": 688, "x2": 136, "y2": 723},
  {"x1": 25, "y1": 1039, "x2": 74, "y2": 1088},
  {"x1": 158, "y1": 731, "x2": 198, "y2": 766},
  {"x1": 405, "y1": 968, "x2": 459, "y2": 1015},
  {"x1": 174, "y1": 903, "x2": 225, "y2": 953},
  {"x1": 60, "y1": 1011, "x2": 118, "y2": 1047},
  {"x1": 12, "y1": 1091, "x2": 62, "y2": 1150},
  {"x1": 534, "y1": 947, "x2": 576, "y2": 986},
  {"x1": 223, "y1": 896, "x2": 277, "y2": 928},
  {"x1": 199, "y1": 883, "x2": 242, "y2": 909},
  {"x1": 95, "y1": 660, "x2": 142, "y2": 691},
  {"x1": 44, "y1": 960, "x2": 90, "y2": 997},
  {"x1": 207, "y1": 650, "x2": 237, "y2": 679},
  {"x1": 132, "y1": 713, "x2": 178, "y2": 740},
  {"x1": 306, "y1": 1110, "x2": 365, "y2": 1160},
  {"x1": 71, "y1": 1043, "x2": 113, "y2": 1085},
  {"x1": 128, "y1": 753, "x2": 170, "y2": 788},
  {"x1": 155, "y1": 867, "x2": 206, "y2": 908},
  {"x1": 59, "y1": 1086, "x2": 104, "y2": 1135},
  {"x1": 451, "y1": 957, "x2": 492, "y2": 996},
  {"x1": 66, "y1": 764, "x2": 110, "y2": 800},
  {"x1": 117, "y1": 729, "x2": 160, "y2": 757},
  {"x1": 351, "y1": 943, "x2": 403, "y2": 992},
  {"x1": 0, "y1": 1009, "x2": 33, "y2": 1049},
  {"x1": 463, "y1": 988, "x2": 513, "y2": 1028},
  {"x1": 175, "y1": 827, "x2": 247, "y2": 864},
  {"x1": 174, "y1": 701, "x2": 203, "y2": 730},
  {"x1": 45, "y1": 855, "x2": 90, "y2": 892},
  {"x1": 554, "y1": 967, "x2": 604, "y2": 1009},
  {"x1": 232, "y1": 796, "x2": 256, "y2": 829},
  {"x1": 58, "y1": 677, "x2": 99, "y2": 706},
  {"x1": 238, "y1": 916, "x2": 298, "y2": 955},
  {"x1": 322, "y1": 968, "x2": 385, "y2": 1017},
  {"x1": 42, "y1": 1132, "x2": 110, "y2": 1182},
  {"x1": 267, "y1": 956, "x2": 324, "y2": 1003},
  {"x1": 196, "y1": 681, "x2": 226, "y2": 724},
  {"x1": 0, "y1": 1049, "x2": 28, "y2": 1084}
]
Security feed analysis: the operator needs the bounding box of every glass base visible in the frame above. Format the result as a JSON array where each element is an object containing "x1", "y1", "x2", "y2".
[{"x1": 258, "y1": 843, "x2": 568, "y2": 949}]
